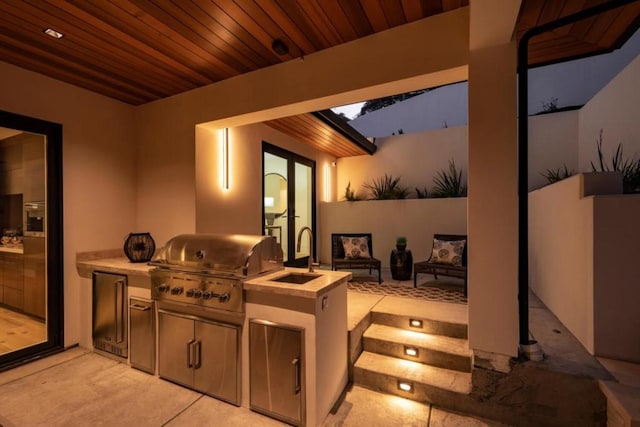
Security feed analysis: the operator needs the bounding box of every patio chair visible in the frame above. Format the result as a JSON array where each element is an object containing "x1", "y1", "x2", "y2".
[
  {"x1": 414, "y1": 234, "x2": 467, "y2": 297},
  {"x1": 331, "y1": 233, "x2": 382, "y2": 283}
]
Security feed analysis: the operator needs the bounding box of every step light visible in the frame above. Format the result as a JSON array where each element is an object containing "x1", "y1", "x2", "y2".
[
  {"x1": 397, "y1": 380, "x2": 414, "y2": 393},
  {"x1": 409, "y1": 318, "x2": 423, "y2": 328},
  {"x1": 404, "y1": 346, "x2": 419, "y2": 357}
]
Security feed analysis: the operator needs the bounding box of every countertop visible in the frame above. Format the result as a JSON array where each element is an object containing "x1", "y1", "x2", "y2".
[
  {"x1": 0, "y1": 244, "x2": 24, "y2": 254},
  {"x1": 244, "y1": 267, "x2": 351, "y2": 299},
  {"x1": 76, "y1": 257, "x2": 154, "y2": 278},
  {"x1": 76, "y1": 252, "x2": 351, "y2": 298}
]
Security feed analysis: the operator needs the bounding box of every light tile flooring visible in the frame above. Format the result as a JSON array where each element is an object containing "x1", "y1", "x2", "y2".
[
  {"x1": 0, "y1": 347, "x2": 501, "y2": 427},
  {"x1": 0, "y1": 307, "x2": 46, "y2": 355},
  {"x1": 1, "y1": 271, "x2": 638, "y2": 426},
  {"x1": 0, "y1": 272, "x2": 502, "y2": 427}
]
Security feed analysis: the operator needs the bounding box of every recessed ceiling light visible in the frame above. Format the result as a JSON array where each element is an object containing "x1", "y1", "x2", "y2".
[{"x1": 44, "y1": 28, "x2": 64, "y2": 39}]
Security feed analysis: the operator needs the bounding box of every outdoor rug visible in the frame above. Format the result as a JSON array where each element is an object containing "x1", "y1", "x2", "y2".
[{"x1": 347, "y1": 281, "x2": 467, "y2": 304}]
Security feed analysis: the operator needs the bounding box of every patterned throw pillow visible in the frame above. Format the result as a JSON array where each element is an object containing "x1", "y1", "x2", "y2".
[
  {"x1": 341, "y1": 236, "x2": 371, "y2": 259},
  {"x1": 430, "y1": 238, "x2": 465, "y2": 266}
]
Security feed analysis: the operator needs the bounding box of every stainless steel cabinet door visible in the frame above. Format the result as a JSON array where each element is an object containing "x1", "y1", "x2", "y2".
[
  {"x1": 158, "y1": 310, "x2": 194, "y2": 387},
  {"x1": 249, "y1": 320, "x2": 304, "y2": 426},
  {"x1": 129, "y1": 298, "x2": 155, "y2": 374},
  {"x1": 194, "y1": 319, "x2": 239, "y2": 405},
  {"x1": 93, "y1": 272, "x2": 127, "y2": 358}
]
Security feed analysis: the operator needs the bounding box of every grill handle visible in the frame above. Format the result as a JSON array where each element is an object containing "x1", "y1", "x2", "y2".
[{"x1": 114, "y1": 280, "x2": 125, "y2": 344}]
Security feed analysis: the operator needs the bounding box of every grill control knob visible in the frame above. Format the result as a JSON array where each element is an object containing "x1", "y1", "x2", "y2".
[
  {"x1": 170, "y1": 286, "x2": 183, "y2": 295},
  {"x1": 186, "y1": 288, "x2": 195, "y2": 298},
  {"x1": 218, "y1": 293, "x2": 230, "y2": 303},
  {"x1": 157, "y1": 284, "x2": 169, "y2": 293},
  {"x1": 193, "y1": 289, "x2": 203, "y2": 299},
  {"x1": 202, "y1": 290, "x2": 212, "y2": 300}
]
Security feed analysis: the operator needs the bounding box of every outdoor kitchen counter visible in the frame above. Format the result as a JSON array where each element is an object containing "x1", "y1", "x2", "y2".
[
  {"x1": 244, "y1": 267, "x2": 351, "y2": 299},
  {"x1": 76, "y1": 250, "x2": 152, "y2": 288}
]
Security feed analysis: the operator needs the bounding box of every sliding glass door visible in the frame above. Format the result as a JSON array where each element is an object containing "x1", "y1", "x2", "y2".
[{"x1": 0, "y1": 110, "x2": 63, "y2": 369}]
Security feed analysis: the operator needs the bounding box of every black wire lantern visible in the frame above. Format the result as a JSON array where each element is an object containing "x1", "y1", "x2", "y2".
[{"x1": 123, "y1": 232, "x2": 155, "y2": 263}]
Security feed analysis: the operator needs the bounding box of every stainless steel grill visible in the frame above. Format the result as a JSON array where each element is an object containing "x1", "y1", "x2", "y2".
[
  {"x1": 149, "y1": 233, "x2": 283, "y2": 406},
  {"x1": 150, "y1": 233, "x2": 283, "y2": 313}
]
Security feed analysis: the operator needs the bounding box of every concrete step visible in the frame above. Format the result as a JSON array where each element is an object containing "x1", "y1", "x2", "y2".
[
  {"x1": 363, "y1": 324, "x2": 472, "y2": 372},
  {"x1": 371, "y1": 311, "x2": 467, "y2": 339},
  {"x1": 353, "y1": 351, "x2": 472, "y2": 405},
  {"x1": 598, "y1": 380, "x2": 640, "y2": 427}
]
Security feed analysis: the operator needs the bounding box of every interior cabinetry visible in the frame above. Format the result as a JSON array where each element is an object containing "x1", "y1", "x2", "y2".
[
  {"x1": 0, "y1": 139, "x2": 23, "y2": 195},
  {"x1": 23, "y1": 243, "x2": 46, "y2": 318},
  {"x1": 22, "y1": 137, "x2": 45, "y2": 202},
  {"x1": 0, "y1": 253, "x2": 24, "y2": 311}
]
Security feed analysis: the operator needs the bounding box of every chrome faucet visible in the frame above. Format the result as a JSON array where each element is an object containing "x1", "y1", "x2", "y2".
[{"x1": 296, "y1": 226, "x2": 315, "y2": 272}]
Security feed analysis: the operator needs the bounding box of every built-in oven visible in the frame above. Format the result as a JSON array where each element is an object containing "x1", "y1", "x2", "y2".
[{"x1": 23, "y1": 201, "x2": 45, "y2": 237}]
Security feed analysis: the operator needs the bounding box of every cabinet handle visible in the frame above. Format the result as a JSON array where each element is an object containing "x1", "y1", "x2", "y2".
[
  {"x1": 129, "y1": 304, "x2": 151, "y2": 311},
  {"x1": 187, "y1": 339, "x2": 196, "y2": 368},
  {"x1": 193, "y1": 341, "x2": 201, "y2": 369},
  {"x1": 292, "y1": 357, "x2": 301, "y2": 394},
  {"x1": 114, "y1": 280, "x2": 125, "y2": 344}
]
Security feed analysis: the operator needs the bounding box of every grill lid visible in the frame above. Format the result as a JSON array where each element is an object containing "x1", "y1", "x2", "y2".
[{"x1": 150, "y1": 233, "x2": 283, "y2": 276}]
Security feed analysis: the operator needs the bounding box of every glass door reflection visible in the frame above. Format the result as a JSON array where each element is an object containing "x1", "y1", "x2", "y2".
[
  {"x1": 263, "y1": 143, "x2": 315, "y2": 267},
  {"x1": 0, "y1": 129, "x2": 47, "y2": 356}
]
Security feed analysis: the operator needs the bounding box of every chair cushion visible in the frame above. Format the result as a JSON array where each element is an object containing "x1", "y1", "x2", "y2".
[
  {"x1": 341, "y1": 236, "x2": 371, "y2": 259},
  {"x1": 430, "y1": 238, "x2": 466, "y2": 266}
]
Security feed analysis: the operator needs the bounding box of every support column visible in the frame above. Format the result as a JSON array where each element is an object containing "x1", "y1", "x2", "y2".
[{"x1": 468, "y1": 41, "x2": 519, "y2": 359}]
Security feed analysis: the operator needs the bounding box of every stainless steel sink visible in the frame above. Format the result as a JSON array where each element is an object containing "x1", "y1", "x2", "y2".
[{"x1": 272, "y1": 273, "x2": 321, "y2": 284}]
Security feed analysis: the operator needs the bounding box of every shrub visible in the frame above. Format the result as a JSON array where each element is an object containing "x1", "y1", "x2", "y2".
[
  {"x1": 363, "y1": 174, "x2": 409, "y2": 199},
  {"x1": 590, "y1": 130, "x2": 640, "y2": 194},
  {"x1": 432, "y1": 160, "x2": 467, "y2": 197},
  {"x1": 415, "y1": 187, "x2": 429, "y2": 199},
  {"x1": 344, "y1": 181, "x2": 360, "y2": 201},
  {"x1": 542, "y1": 164, "x2": 575, "y2": 184}
]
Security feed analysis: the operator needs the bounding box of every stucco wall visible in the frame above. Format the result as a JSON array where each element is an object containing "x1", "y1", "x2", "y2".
[
  {"x1": 578, "y1": 55, "x2": 640, "y2": 173},
  {"x1": 529, "y1": 174, "x2": 596, "y2": 352},
  {"x1": 319, "y1": 198, "x2": 467, "y2": 268},
  {"x1": 528, "y1": 110, "x2": 579, "y2": 190},
  {"x1": 194, "y1": 122, "x2": 335, "y2": 248},
  {"x1": 0, "y1": 61, "x2": 137, "y2": 348},
  {"x1": 339, "y1": 111, "x2": 580, "y2": 197},
  {"x1": 349, "y1": 83, "x2": 469, "y2": 137},
  {"x1": 337, "y1": 126, "x2": 468, "y2": 200},
  {"x1": 593, "y1": 195, "x2": 640, "y2": 362},
  {"x1": 529, "y1": 172, "x2": 640, "y2": 362},
  {"x1": 467, "y1": 41, "x2": 518, "y2": 358}
]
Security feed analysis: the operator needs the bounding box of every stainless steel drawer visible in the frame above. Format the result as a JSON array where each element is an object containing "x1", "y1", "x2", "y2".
[{"x1": 129, "y1": 298, "x2": 155, "y2": 374}]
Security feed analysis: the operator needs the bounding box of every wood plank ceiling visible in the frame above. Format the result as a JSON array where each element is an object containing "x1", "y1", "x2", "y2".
[
  {"x1": 516, "y1": 0, "x2": 640, "y2": 66},
  {"x1": 0, "y1": 1, "x2": 638, "y2": 157}
]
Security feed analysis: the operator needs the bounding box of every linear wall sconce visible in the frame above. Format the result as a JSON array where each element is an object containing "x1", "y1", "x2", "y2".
[
  {"x1": 324, "y1": 164, "x2": 330, "y2": 202},
  {"x1": 222, "y1": 127, "x2": 229, "y2": 190}
]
